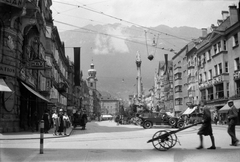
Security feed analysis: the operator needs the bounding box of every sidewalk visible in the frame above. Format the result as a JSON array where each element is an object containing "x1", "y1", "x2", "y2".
[{"x1": 0, "y1": 127, "x2": 74, "y2": 140}]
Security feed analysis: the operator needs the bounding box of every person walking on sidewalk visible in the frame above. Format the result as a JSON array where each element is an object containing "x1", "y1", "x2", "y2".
[
  {"x1": 52, "y1": 110, "x2": 59, "y2": 136},
  {"x1": 196, "y1": 100, "x2": 216, "y2": 150},
  {"x1": 42, "y1": 110, "x2": 50, "y2": 133},
  {"x1": 227, "y1": 100, "x2": 239, "y2": 146},
  {"x1": 63, "y1": 111, "x2": 71, "y2": 135},
  {"x1": 80, "y1": 109, "x2": 88, "y2": 130}
]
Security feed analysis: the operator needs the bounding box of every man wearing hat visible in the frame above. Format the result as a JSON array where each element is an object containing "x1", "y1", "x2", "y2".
[{"x1": 227, "y1": 100, "x2": 239, "y2": 146}]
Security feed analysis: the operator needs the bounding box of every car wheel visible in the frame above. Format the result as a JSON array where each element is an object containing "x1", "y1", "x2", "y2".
[
  {"x1": 143, "y1": 121, "x2": 153, "y2": 129},
  {"x1": 177, "y1": 121, "x2": 184, "y2": 128},
  {"x1": 169, "y1": 118, "x2": 177, "y2": 126}
]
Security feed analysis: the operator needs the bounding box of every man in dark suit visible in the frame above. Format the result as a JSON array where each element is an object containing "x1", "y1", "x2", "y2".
[
  {"x1": 227, "y1": 100, "x2": 239, "y2": 146},
  {"x1": 80, "y1": 109, "x2": 88, "y2": 130}
]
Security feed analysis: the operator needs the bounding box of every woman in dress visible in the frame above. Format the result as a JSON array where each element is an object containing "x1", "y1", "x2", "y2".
[
  {"x1": 197, "y1": 101, "x2": 216, "y2": 149},
  {"x1": 63, "y1": 112, "x2": 71, "y2": 135}
]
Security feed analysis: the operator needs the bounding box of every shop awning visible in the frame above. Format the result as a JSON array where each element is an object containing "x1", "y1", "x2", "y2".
[
  {"x1": 219, "y1": 100, "x2": 240, "y2": 113},
  {"x1": 101, "y1": 115, "x2": 113, "y2": 118},
  {"x1": 0, "y1": 79, "x2": 12, "y2": 92},
  {"x1": 183, "y1": 106, "x2": 197, "y2": 115},
  {"x1": 21, "y1": 82, "x2": 50, "y2": 103}
]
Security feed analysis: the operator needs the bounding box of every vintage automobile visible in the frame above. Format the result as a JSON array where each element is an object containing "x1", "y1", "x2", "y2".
[{"x1": 139, "y1": 112, "x2": 184, "y2": 129}]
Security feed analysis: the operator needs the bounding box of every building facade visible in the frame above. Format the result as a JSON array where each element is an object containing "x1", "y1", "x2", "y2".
[
  {"x1": 172, "y1": 3, "x2": 240, "y2": 119},
  {"x1": 172, "y1": 46, "x2": 188, "y2": 116},
  {"x1": 197, "y1": 5, "x2": 240, "y2": 112},
  {"x1": 0, "y1": 0, "x2": 85, "y2": 132}
]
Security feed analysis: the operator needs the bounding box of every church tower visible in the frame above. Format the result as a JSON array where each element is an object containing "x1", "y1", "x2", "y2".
[{"x1": 87, "y1": 62, "x2": 97, "y2": 90}]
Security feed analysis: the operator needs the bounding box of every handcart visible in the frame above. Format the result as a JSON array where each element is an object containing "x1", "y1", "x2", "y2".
[{"x1": 147, "y1": 122, "x2": 202, "y2": 151}]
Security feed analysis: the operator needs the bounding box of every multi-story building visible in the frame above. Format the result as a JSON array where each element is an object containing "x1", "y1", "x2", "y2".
[
  {"x1": 197, "y1": 5, "x2": 240, "y2": 113},
  {"x1": 172, "y1": 3, "x2": 240, "y2": 120},
  {"x1": 0, "y1": 0, "x2": 55, "y2": 132},
  {"x1": 0, "y1": 0, "x2": 86, "y2": 132},
  {"x1": 100, "y1": 94, "x2": 120, "y2": 116},
  {"x1": 154, "y1": 54, "x2": 174, "y2": 113},
  {"x1": 172, "y1": 45, "x2": 188, "y2": 116}
]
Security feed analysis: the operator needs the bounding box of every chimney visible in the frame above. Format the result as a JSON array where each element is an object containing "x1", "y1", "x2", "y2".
[
  {"x1": 222, "y1": 11, "x2": 229, "y2": 20},
  {"x1": 211, "y1": 24, "x2": 217, "y2": 31},
  {"x1": 217, "y1": 20, "x2": 223, "y2": 26},
  {"x1": 229, "y1": 5, "x2": 238, "y2": 25},
  {"x1": 201, "y1": 28, "x2": 207, "y2": 37}
]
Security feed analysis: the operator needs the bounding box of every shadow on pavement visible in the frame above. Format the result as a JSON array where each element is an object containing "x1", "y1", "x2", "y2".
[
  {"x1": 1, "y1": 147, "x2": 240, "y2": 162},
  {"x1": 71, "y1": 121, "x2": 143, "y2": 135}
]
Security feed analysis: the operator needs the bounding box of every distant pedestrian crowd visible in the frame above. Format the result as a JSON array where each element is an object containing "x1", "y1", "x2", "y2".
[{"x1": 41, "y1": 109, "x2": 71, "y2": 136}]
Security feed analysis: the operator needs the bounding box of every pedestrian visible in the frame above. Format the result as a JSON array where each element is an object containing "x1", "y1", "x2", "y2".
[
  {"x1": 214, "y1": 115, "x2": 218, "y2": 125},
  {"x1": 80, "y1": 109, "x2": 88, "y2": 130},
  {"x1": 196, "y1": 101, "x2": 216, "y2": 150},
  {"x1": 63, "y1": 111, "x2": 71, "y2": 135},
  {"x1": 58, "y1": 109, "x2": 64, "y2": 135},
  {"x1": 32, "y1": 111, "x2": 39, "y2": 132},
  {"x1": 218, "y1": 114, "x2": 222, "y2": 125},
  {"x1": 52, "y1": 110, "x2": 59, "y2": 136},
  {"x1": 42, "y1": 110, "x2": 50, "y2": 133},
  {"x1": 227, "y1": 100, "x2": 239, "y2": 146}
]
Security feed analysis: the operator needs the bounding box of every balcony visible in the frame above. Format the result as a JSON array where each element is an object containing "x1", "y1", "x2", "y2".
[
  {"x1": 212, "y1": 50, "x2": 228, "y2": 58},
  {"x1": 233, "y1": 70, "x2": 240, "y2": 80},
  {"x1": 212, "y1": 74, "x2": 229, "y2": 85},
  {"x1": 199, "y1": 80, "x2": 213, "y2": 89},
  {"x1": 57, "y1": 82, "x2": 68, "y2": 93}
]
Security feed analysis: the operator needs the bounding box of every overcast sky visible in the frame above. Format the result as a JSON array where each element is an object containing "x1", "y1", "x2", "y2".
[{"x1": 51, "y1": 0, "x2": 239, "y2": 31}]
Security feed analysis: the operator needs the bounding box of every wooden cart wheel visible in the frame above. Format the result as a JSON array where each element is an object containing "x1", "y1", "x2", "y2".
[
  {"x1": 151, "y1": 130, "x2": 173, "y2": 151},
  {"x1": 161, "y1": 132, "x2": 177, "y2": 149}
]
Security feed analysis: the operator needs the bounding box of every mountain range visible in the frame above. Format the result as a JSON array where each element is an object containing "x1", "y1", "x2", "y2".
[{"x1": 59, "y1": 24, "x2": 202, "y2": 100}]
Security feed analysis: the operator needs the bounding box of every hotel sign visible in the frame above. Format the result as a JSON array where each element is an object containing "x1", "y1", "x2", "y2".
[
  {"x1": 0, "y1": 63, "x2": 15, "y2": 77},
  {"x1": 0, "y1": 0, "x2": 26, "y2": 8},
  {"x1": 26, "y1": 59, "x2": 47, "y2": 70}
]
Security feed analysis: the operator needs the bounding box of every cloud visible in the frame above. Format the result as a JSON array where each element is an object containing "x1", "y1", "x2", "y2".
[{"x1": 93, "y1": 25, "x2": 130, "y2": 55}]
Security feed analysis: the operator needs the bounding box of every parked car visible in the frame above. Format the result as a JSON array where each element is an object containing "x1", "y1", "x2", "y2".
[{"x1": 139, "y1": 112, "x2": 184, "y2": 129}]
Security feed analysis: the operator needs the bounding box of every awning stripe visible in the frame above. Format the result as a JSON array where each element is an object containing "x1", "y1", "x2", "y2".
[
  {"x1": 183, "y1": 106, "x2": 197, "y2": 115},
  {"x1": 0, "y1": 79, "x2": 12, "y2": 92},
  {"x1": 21, "y1": 82, "x2": 50, "y2": 103}
]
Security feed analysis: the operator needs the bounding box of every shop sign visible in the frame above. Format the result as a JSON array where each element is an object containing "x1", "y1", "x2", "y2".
[
  {"x1": 0, "y1": 63, "x2": 15, "y2": 77},
  {"x1": 0, "y1": 0, "x2": 25, "y2": 8},
  {"x1": 233, "y1": 71, "x2": 240, "y2": 80},
  {"x1": 26, "y1": 59, "x2": 46, "y2": 70}
]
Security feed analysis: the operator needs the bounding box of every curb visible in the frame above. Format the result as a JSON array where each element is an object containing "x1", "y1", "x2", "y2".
[{"x1": 0, "y1": 128, "x2": 74, "y2": 141}]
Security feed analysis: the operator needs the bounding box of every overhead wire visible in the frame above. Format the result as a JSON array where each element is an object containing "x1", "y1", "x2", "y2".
[
  {"x1": 54, "y1": 20, "x2": 178, "y2": 53},
  {"x1": 52, "y1": 0, "x2": 192, "y2": 42},
  {"x1": 51, "y1": 1, "x2": 189, "y2": 52}
]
